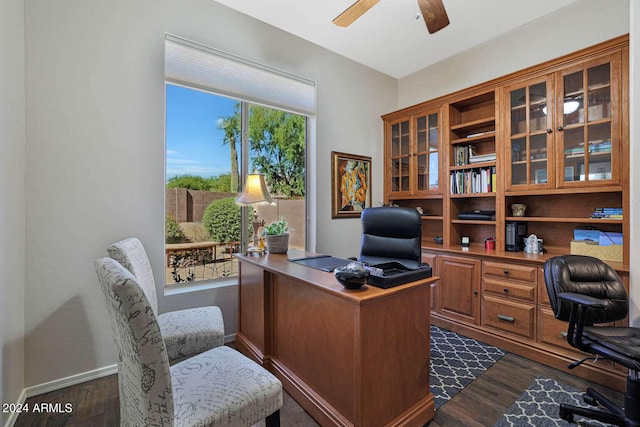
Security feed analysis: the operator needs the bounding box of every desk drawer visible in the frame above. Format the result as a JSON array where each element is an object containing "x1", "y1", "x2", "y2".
[
  {"x1": 482, "y1": 295, "x2": 535, "y2": 339},
  {"x1": 482, "y1": 277, "x2": 536, "y2": 303},
  {"x1": 483, "y1": 261, "x2": 536, "y2": 283}
]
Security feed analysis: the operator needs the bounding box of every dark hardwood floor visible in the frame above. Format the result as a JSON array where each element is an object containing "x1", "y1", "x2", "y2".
[{"x1": 14, "y1": 350, "x2": 624, "y2": 426}]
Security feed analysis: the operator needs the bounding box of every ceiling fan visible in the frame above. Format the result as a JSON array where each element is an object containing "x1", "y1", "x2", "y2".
[{"x1": 333, "y1": 0, "x2": 450, "y2": 34}]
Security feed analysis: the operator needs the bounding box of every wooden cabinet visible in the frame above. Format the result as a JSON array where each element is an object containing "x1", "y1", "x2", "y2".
[
  {"x1": 481, "y1": 260, "x2": 536, "y2": 340},
  {"x1": 437, "y1": 255, "x2": 481, "y2": 324},
  {"x1": 502, "y1": 51, "x2": 627, "y2": 259},
  {"x1": 504, "y1": 75, "x2": 555, "y2": 190},
  {"x1": 385, "y1": 36, "x2": 629, "y2": 392},
  {"x1": 384, "y1": 108, "x2": 442, "y2": 199},
  {"x1": 446, "y1": 91, "x2": 498, "y2": 250},
  {"x1": 383, "y1": 108, "x2": 445, "y2": 247},
  {"x1": 382, "y1": 36, "x2": 628, "y2": 259},
  {"x1": 503, "y1": 53, "x2": 623, "y2": 191},
  {"x1": 555, "y1": 53, "x2": 622, "y2": 188}
]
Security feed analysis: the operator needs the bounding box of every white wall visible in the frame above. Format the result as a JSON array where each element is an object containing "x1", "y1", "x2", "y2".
[
  {"x1": 23, "y1": 0, "x2": 396, "y2": 387},
  {"x1": 398, "y1": 0, "x2": 629, "y2": 108},
  {"x1": 0, "y1": 0, "x2": 26, "y2": 422}
]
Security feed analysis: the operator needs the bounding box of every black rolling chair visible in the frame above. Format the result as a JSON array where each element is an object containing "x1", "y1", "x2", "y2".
[
  {"x1": 358, "y1": 206, "x2": 422, "y2": 269},
  {"x1": 544, "y1": 255, "x2": 640, "y2": 426}
]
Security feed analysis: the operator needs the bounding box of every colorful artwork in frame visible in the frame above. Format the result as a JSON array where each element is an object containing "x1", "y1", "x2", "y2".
[{"x1": 331, "y1": 151, "x2": 372, "y2": 218}]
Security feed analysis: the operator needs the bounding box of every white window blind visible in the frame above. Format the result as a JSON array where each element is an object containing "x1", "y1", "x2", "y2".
[{"x1": 165, "y1": 34, "x2": 316, "y2": 116}]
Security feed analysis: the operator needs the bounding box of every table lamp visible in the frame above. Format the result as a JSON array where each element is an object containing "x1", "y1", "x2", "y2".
[{"x1": 236, "y1": 173, "x2": 273, "y2": 254}]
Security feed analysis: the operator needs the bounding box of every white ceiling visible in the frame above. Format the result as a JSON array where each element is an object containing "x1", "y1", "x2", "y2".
[{"x1": 215, "y1": 0, "x2": 579, "y2": 79}]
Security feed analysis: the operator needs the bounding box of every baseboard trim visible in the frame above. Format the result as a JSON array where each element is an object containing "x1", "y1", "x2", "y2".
[
  {"x1": 3, "y1": 388, "x2": 26, "y2": 427},
  {"x1": 224, "y1": 333, "x2": 236, "y2": 343},
  {"x1": 24, "y1": 364, "x2": 118, "y2": 399}
]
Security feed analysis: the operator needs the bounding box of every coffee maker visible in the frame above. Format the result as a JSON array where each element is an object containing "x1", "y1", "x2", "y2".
[{"x1": 506, "y1": 222, "x2": 527, "y2": 252}]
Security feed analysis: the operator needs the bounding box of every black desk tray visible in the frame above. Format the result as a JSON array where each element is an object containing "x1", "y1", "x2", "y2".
[{"x1": 367, "y1": 262, "x2": 432, "y2": 289}]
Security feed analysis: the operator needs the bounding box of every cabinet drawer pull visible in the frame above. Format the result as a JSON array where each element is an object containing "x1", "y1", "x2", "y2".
[
  {"x1": 560, "y1": 331, "x2": 568, "y2": 338},
  {"x1": 503, "y1": 269, "x2": 509, "y2": 276},
  {"x1": 498, "y1": 314, "x2": 515, "y2": 323},
  {"x1": 503, "y1": 288, "x2": 509, "y2": 293}
]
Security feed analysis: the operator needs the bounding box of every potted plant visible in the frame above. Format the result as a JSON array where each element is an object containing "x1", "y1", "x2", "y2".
[{"x1": 262, "y1": 218, "x2": 289, "y2": 254}]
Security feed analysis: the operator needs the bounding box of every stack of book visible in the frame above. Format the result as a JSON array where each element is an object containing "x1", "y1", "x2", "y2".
[
  {"x1": 469, "y1": 152, "x2": 497, "y2": 163},
  {"x1": 453, "y1": 145, "x2": 496, "y2": 165},
  {"x1": 590, "y1": 207, "x2": 623, "y2": 219}
]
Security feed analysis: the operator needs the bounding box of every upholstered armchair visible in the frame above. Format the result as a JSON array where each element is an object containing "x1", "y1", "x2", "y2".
[
  {"x1": 94, "y1": 257, "x2": 282, "y2": 426},
  {"x1": 107, "y1": 237, "x2": 224, "y2": 362}
]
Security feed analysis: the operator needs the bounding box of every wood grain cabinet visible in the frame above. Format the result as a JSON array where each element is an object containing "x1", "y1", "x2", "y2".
[
  {"x1": 503, "y1": 53, "x2": 623, "y2": 191},
  {"x1": 481, "y1": 261, "x2": 536, "y2": 340},
  {"x1": 437, "y1": 255, "x2": 480, "y2": 325},
  {"x1": 554, "y1": 53, "x2": 623, "y2": 189},
  {"x1": 384, "y1": 36, "x2": 629, "y2": 392},
  {"x1": 384, "y1": 108, "x2": 441, "y2": 199},
  {"x1": 504, "y1": 75, "x2": 555, "y2": 191}
]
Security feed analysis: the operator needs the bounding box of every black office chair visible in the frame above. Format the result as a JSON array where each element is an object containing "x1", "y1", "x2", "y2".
[
  {"x1": 544, "y1": 255, "x2": 640, "y2": 426},
  {"x1": 358, "y1": 206, "x2": 422, "y2": 269}
]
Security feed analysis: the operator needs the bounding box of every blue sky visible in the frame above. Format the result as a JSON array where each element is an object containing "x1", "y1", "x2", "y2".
[{"x1": 165, "y1": 84, "x2": 238, "y2": 180}]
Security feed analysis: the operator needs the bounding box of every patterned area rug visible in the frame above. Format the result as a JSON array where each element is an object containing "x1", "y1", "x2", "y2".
[
  {"x1": 494, "y1": 377, "x2": 611, "y2": 426},
  {"x1": 430, "y1": 326, "x2": 506, "y2": 410}
]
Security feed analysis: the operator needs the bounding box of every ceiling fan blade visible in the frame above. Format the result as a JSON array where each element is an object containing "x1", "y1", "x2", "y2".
[
  {"x1": 333, "y1": 0, "x2": 380, "y2": 27},
  {"x1": 417, "y1": 0, "x2": 450, "y2": 34}
]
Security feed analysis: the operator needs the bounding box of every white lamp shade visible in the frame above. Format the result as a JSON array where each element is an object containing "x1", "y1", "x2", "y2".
[{"x1": 236, "y1": 174, "x2": 274, "y2": 205}]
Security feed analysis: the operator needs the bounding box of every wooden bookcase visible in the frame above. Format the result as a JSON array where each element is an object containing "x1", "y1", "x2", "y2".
[{"x1": 381, "y1": 35, "x2": 630, "y2": 392}]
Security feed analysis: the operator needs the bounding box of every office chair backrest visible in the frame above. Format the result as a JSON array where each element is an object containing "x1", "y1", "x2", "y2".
[
  {"x1": 544, "y1": 255, "x2": 628, "y2": 324},
  {"x1": 359, "y1": 206, "x2": 422, "y2": 269},
  {"x1": 107, "y1": 237, "x2": 158, "y2": 314},
  {"x1": 94, "y1": 257, "x2": 174, "y2": 425}
]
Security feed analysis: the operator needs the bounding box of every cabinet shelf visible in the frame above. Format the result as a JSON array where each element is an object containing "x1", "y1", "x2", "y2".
[
  {"x1": 450, "y1": 131, "x2": 496, "y2": 145},
  {"x1": 565, "y1": 82, "x2": 610, "y2": 98},
  {"x1": 511, "y1": 157, "x2": 548, "y2": 165},
  {"x1": 565, "y1": 151, "x2": 611, "y2": 159},
  {"x1": 511, "y1": 99, "x2": 548, "y2": 111},
  {"x1": 450, "y1": 161, "x2": 496, "y2": 171},
  {"x1": 450, "y1": 117, "x2": 496, "y2": 133},
  {"x1": 505, "y1": 216, "x2": 623, "y2": 224},
  {"x1": 450, "y1": 192, "x2": 496, "y2": 199},
  {"x1": 421, "y1": 215, "x2": 444, "y2": 221},
  {"x1": 451, "y1": 219, "x2": 496, "y2": 225}
]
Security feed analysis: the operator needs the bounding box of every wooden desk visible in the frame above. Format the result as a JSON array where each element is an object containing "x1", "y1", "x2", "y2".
[{"x1": 235, "y1": 250, "x2": 437, "y2": 427}]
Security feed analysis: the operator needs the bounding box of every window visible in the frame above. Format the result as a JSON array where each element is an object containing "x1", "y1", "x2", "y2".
[{"x1": 164, "y1": 35, "x2": 315, "y2": 287}]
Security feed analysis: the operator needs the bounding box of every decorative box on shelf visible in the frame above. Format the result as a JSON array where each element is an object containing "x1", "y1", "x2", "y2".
[{"x1": 570, "y1": 240, "x2": 622, "y2": 263}]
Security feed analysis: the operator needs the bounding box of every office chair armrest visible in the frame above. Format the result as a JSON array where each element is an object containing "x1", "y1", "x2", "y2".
[
  {"x1": 558, "y1": 292, "x2": 607, "y2": 353},
  {"x1": 558, "y1": 292, "x2": 607, "y2": 309}
]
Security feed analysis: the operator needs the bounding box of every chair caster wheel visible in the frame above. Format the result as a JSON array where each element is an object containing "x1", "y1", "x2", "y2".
[
  {"x1": 583, "y1": 394, "x2": 597, "y2": 406},
  {"x1": 559, "y1": 405, "x2": 574, "y2": 422}
]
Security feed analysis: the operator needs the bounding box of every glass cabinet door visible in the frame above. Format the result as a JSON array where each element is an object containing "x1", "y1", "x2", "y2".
[
  {"x1": 506, "y1": 78, "x2": 553, "y2": 190},
  {"x1": 414, "y1": 112, "x2": 440, "y2": 194},
  {"x1": 557, "y1": 57, "x2": 617, "y2": 186},
  {"x1": 390, "y1": 119, "x2": 411, "y2": 194}
]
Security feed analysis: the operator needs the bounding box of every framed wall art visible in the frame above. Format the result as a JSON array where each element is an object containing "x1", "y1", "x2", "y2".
[{"x1": 331, "y1": 151, "x2": 371, "y2": 218}]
